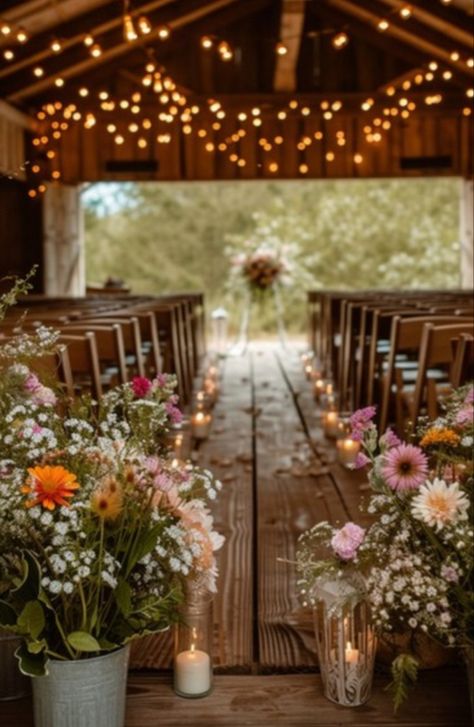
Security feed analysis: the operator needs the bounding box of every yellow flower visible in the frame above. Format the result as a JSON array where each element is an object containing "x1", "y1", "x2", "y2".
[
  {"x1": 90, "y1": 479, "x2": 123, "y2": 521},
  {"x1": 420, "y1": 428, "x2": 461, "y2": 449},
  {"x1": 23, "y1": 465, "x2": 79, "y2": 510}
]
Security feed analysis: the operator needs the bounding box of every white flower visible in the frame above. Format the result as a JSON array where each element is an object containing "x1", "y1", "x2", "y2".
[{"x1": 411, "y1": 478, "x2": 469, "y2": 531}]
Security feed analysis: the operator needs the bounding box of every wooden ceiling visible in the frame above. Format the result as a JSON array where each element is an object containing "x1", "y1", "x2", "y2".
[{"x1": 0, "y1": 0, "x2": 472, "y2": 183}]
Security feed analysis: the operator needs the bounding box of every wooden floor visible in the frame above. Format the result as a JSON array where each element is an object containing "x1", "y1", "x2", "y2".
[{"x1": 1, "y1": 344, "x2": 471, "y2": 726}]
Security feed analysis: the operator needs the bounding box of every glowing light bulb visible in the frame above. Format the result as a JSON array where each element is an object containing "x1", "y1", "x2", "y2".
[
  {"x1": 90, "y1": 43, "x2": 102, "y2": 58},
  {"x1": 123, "y1": 13, "x2": 137, "y2": 42},
  {"x1": 3, "y1": 49, "x2": 14, "y2": 61},
  {"x1": 51, "y1": 38, "x2": 62, "y2": 52},
  {"x1": 276, "y1": 41, "x2": 288, "y2": 56},
  {"x1": 16, "y1": 27, "x2": 28, "y2": 43},
  {"x1": 377, "y1": 19, "x2": 389, "y2": 31},
  {"x1": 138, "y1": 16, "x2": 151, "y2": 35},
  {"x1": 400, "y1": 6, "x2": 412, "y2": 19},
  {"x1": 158, "y1": 25, "x2": 171, "y2": 40},
  {"x1": 84, "y1": 34, "x2": 94, "y2": 47},
  {"x1": 201, "y1": 35, "x2": 213, "y2": 49},
  {"x1": 33, "y1": 66, "x2": 44, "y2": 77},
  {"x1": 332, "y1": 32, "x2": 349, "y2": 49}
]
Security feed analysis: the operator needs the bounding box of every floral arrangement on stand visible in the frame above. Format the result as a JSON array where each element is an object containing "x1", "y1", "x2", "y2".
[
  {"x1": 0, "y1": 279, "x2": 225, "y2": 725},
  {"x1": 297, "y1": 386, "x2": 473, "y2": 712}
]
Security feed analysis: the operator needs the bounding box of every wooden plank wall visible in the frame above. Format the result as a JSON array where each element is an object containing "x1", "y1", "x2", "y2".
[{"x1": 44, "y1": 109, "x2": 473, "y2": 183}]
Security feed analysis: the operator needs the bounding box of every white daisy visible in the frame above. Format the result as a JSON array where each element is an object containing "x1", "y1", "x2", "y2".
[{"x1": 411, "y1": 478, "x2": 469, "y2": 531}]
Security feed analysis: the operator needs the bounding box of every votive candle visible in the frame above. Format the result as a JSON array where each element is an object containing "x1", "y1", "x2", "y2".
[
  {"x1": 323, "y1": 410, "x2": 340, "y2": 438},
  {"x1": 336, "y1": 437, "x2": 360, "y2": 468}
]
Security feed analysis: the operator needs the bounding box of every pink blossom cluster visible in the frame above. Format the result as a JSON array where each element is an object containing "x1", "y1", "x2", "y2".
[
  {"x1": 331, "y1": 522, "x2": 365, "y2": 560},
  {"x1": 349, "y1": 406, "x2": 376, "y2": 441},
  {"x1": 24, "y1": 371, "x2": 57, "y2": 407}
]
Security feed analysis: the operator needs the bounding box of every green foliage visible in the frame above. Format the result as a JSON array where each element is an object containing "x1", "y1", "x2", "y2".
[
  {"x1": 0, "y1": 265, "x2": 37, "y2": 321},
  {"x1": 83, "y1": 179, "x2": 460, "y2": 333},
  {"x1": 386, "y1": 653, "x2": 420, "y2": 713}
]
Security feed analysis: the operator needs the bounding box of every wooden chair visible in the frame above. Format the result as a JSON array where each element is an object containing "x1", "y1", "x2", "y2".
[
  {"x1": 64, "y1": 324, "x2": 128, "y2": 386},
  {"x1": 451, "y1": 334, "x2": 474, "y2": 388},
  {"x1": 77, "y1": 317, "x2": 145, "y2": 378},
  {"x1": 57, "y1": 333, "x2": 103, "y2": 399},
  {"x1": 379, "y1": 316, "x2": 473, "y2": 432},
  {"x1": 411, "y1": 322, "x2": 474, "y2": 423}
]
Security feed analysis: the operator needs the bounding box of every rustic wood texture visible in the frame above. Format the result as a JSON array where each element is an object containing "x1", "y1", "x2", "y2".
[{"x1": 1, "y1": 670, "x2": 470, "y2": 726}]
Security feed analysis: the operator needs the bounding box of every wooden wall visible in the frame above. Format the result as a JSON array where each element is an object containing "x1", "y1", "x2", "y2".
[
  {"x1": 43, "y1": 106, "x2": 473, "y2": 183},
  {"x1": 0, "y1": 178, "x2": 44, "y2": 292}
]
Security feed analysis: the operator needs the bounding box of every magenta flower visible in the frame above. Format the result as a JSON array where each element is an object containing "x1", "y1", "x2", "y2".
[
  {"x1": 24, "y1": 372, "x2": 41, "y2": 393},
  {"x1": 380, "y1": 428, "x2": 402, "y2": 449},
  {"x1": 165, "y1": 401, "x2": 183, "y2": 425},
  {"x1": 382, "y1": 443, "x2": 428, "y2": 492},
  {"x1": 350, "y1": 406, "x2": 377, "y2": 441},
  {"x1": 331, "y1": 522, "x2": 365, "y2": 561},
  {"x1": 350, "y1": 452, "x2": 371, "y2": 470},
  {"x1": 131, "y1": 376, "x2": 152, "y2": 398},
  {"x1": 464, "y1": 387, "x2": 474, "y2": 404}
]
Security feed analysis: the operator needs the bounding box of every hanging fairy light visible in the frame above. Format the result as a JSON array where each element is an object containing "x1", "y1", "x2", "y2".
[
  {"x1": 90, "y1": 43, "x2": 102, "y2": 58},
  {"x1": 201, "y1": 35, "x2": 213, "y2": 49},
  {"x1": 158, "y1": 25, "x2": 171, "y2": 40},
  {"x1": 138, "y1": 16, "x2": 151, "y2": 35},
  {"x1": 16, "y1": 27, "x2": 28, "y2": 43},
  {"x1": 332, "y1": 32, "x2": 349, "y2": 50},
  {"x1": 377, "y1": 19, "x2": 389, "y2": 31},
  {"x1": 399, "y1": 6, "x2": 412, "y2": 19},
  {"x1": 276, "y1": 41, "x2": 288, "y2": 56},
  {"x1": 123, "y1": 13, "x2": 138, "y2": 42},
  {"x1": 3, "y1": 49, "x2": 14, "y2": 61},
  {"x1": 218, "y1": 40, "x2": 233, "y2": 61},
  {"x1": 84, "y1": 34, "x2": 94, "y2": 47},
  {"x1": 0, "y1": 22, "x2": 11, "y2": 36},
  {"x1": 50, "y1": 38, "x2": 62, "y2": 53}
]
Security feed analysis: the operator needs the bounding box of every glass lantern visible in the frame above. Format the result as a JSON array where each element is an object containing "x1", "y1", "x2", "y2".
[
  {"x1": 211, "y1": 308, "x2": 228, "y2": 356},
  {"x1": 174, "y1": 587, "x2": 213, "y2": 699},
  {"x1": 312, "y1": 572, "x2": 376, "y2": 707},
  {"x1": 336, "y1": 416, "x2": 360, "y2": 468}
]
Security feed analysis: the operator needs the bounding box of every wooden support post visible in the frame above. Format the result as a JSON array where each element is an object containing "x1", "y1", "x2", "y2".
[
  {"x1": 274, "y1": 0, "x2": 305, "y2": 92},
  {"x1": 43, "y1": 183, "x2": 85, "y2": 296},
  {"x1": 459, "y1": 178, "x2": 474, "y2": 289}
]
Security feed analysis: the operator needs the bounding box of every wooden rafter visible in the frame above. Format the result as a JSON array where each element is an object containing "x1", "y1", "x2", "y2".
[
  {"x1": 7, "y1": 0, "x2": 240, "y2": 103},
  {"x1": 273, "y1": 0, "x2": 305, "y2": 92},
  {"x1": 324, "y1": 0, "x2": 474, "y2": 73},
  {"x1": 382, "y1": 0, "x2": 474, "y2": 45},
  {"x1": 0, "y1": 0, "x2": 176, "y2": 80},
  {"x1": 0, "y1": 0, "x2": 111, "y2": 41}
]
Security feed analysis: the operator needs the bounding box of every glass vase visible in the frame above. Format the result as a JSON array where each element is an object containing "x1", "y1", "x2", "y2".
[
  {"x1": 174, "y1": 586, "x2": 213, "y2": 699},
  {"x1": 312, "y1": 572, "x2": 376, "y2": 707}
]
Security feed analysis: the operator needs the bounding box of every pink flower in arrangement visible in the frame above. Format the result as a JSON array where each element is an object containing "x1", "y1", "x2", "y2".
[
  {"x1": 155, "y1": 373, "x2": 168, "y2": 388},
  {"x1": 349, "y1": 406, "x2": 377, "y2": 441},
  {"x1": 24, "y1": 372, "x2": 41, "y2": 393},
  {"x1": 380, "y1": 428, "x2": 402, "y2": 449},
  {"x1": 31, "y1": 386, "x2": 57, "y2": 407},
  {"x1": 350, "y1": 452, "x2": 371, "y2": 470},
  {"x1": 441, "y1": 564, "x2": 459, "y2": 583},
  {"x1": 165, "y1": 401, "x2": 183, "y2": 425},
  {"x1": 382, "y1": 443, "x2": 429, "y2": 492},
  {"x1": 455, "y1": 406, "x2": 473, "y2": 426},
  {"x1": 131, "y1": 376, "x2": 152, "y2": 398},
  {"x1": 32, "y1": 423, "x2": 43, "y2": 435},
  {"x1": 331, "y1": 522, "x2": 365, "y2": 561},
  {"x1": 464, "y1": 387, "x2": 474, "y2": 404}
]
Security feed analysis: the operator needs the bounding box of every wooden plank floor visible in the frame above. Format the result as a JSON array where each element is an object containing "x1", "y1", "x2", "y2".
[{"x1": 1, "y1": 343, "x2": 471, "y2": 726}]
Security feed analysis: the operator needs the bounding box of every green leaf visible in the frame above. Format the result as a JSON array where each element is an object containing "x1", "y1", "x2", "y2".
[
  {"x1": 67, "y1": 631, "x2": 101, "y2": 653},
  {"x1": 0, "y1": 599, "x2": 17, "y2": 627},
  {"x1": 15, "y1": 642, "x2": 46, "y2": 677},
  {"x1": 11, "y1": 551, "x2": 41, "y2": 602},
  {"x1": 17, "y1": 600, "x2": 45, "y2": 640},
  {"x1": 386, "y1": 653, "x2": 419, "y2": 713},
  {"x1": 27, "y1": 639, "x2": 47, "y2": 655},
  {"x1": 115, "y1": 580, "x2": 132, "y2": 617}
]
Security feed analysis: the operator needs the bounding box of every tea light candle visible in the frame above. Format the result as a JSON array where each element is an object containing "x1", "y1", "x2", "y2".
[
  {"x1": 326, "y1": 382, "x2": 334, "y2": 396},
  {"x1": 207, "y1": 365, "x2": 219, "y2": 380},
  {"x1": 336, "y1": 437, "x2": 360, "y2": 468},
  {"x1": 313, "y1": 378, "x2": 325, "y2": 400},
  {"x1": 323, "y1": 410, "x2": 340, "y2": 438},
  {"x1": 191, "y1": 411, "x2": 212, "y2": 440},
  {"x1": 304, "y1": 363, "x2": 313, "y2": 380},
  {"x1": 345, "y1": 641, "x2": 359, "y2": 665},
  {"x1": 203, "y1": 378, "x2": 219, "y2": 404},
  {"x1": 175, "y1": 644, "x2": 211, "y2": 697}
]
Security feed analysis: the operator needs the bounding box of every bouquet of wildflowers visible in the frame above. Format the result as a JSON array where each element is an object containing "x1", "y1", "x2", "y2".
[
  {"x1": 226, "y1": 238, "x2": 297, "y2": 296},
  {"x1": 296, "y1": 386, "x2": 473, "y2": 709},
  {"x1": 0, "y1": 346, "x2": 224, "y2": 676}
]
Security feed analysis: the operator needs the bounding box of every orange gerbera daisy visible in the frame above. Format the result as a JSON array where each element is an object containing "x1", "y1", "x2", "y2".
[
  {"x1": 420, "y1": 428, "x2": 461, "y2": 449},
  {"x1": 23, "y1": 465, "x2": 80, "y2": 510}
]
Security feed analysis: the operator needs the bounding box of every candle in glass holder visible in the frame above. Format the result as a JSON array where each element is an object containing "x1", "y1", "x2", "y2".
[
  {"x1": 322, "y1": 410, "x2": 340, "y2": 438},
  {"x1": 336, "y1": 437, "x2": 360, "y2": 468},
  {"x1": 345, "y1": 641, "x2": 359, "y2": 665},
  {"x1": 313, "y1": 378, "x2": 326, "y2": 401},
  {"x1": 325, "y1": 382, "x2": 334, "y2": 396},
  {"x1": 203, "y1": 378, "x2": 219, "y2": 404},
  {"x1": 191, "y1": 411, "x2": 212, "y2": 440},
  {"x1": 175, "y1": 643, "x2": 211, "y2": 697}
]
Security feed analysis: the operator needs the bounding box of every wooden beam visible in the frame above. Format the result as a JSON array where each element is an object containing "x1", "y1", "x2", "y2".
[
  {"x1": 0, "y1": 0, "x2": 111, "y2": 41},
  {"x1": 0, "y1": 99, "x2": 36, "y2": 130},
  {"x1": 0, "y1": 0, "x2": 175, "y2": 80},
  {"x1": 273, "y1": 0, "x2": 306, "y2": 92},
  {"x1": 382, "y1": 0, "x2": 474, "y2": 45},
  {"x1": 324, "y1": 0, "x2": 474, "y2": 73},
  {"x1": 7, "y1": 0, "x2": 240, "y2": 103}
]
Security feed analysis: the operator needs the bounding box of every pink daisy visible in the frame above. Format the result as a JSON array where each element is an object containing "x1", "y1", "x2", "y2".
[{"x1": 382, "y1": 443, "x2": 428, "y2": 492}]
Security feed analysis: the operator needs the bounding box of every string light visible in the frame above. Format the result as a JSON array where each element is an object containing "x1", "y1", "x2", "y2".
[
  {"x1": 201, "y1": 36, "x2": 213, "y2": 49},
  {"x1": 276, "y1": 41, "x2": 288, "y2": 56},
  {"x1": 50, "y1": 39, "x2": 62, "y2": 53},
  {"x1": 3, "y1": 49, "x2": 14, "y2": 61},
  {"x1": 158, "y1": 25, "x2": 171, "y2": 40},
  {"x1": 138, "y1": 16, "x2": 151, "y2": 35},
  {"x1": 400, "y1": 6, "x2": 412, "y2": 19},
  {"x1": 90, "y1": 44, "x2": 102, "y2": 58},
  {"x1": 33, "y1": 66, "x2": 44, "y2": 77},
  {"x1": 16, "y1": 27, "x2": 28, "y2": 43},
  {"x1": 377, "y1": 19, "x2": 389, "y2": 31},
  {"x1": 123, "y1": 13, "x2": 137, "y2": 42},
  {"x1": 450, "y1": 51, "x2": 460, "y2": 61},
  {"x1": 84, "y1": 34, "x2": 94, "y2": 47},
  {"x1": 218, "y1": 41, "x2": 233, "y2": 61},
  {"x1": 1, "y1": 23, "x2": 11, "y2": 36},
  {"x1": 332, "y1": 32, "x2": 349, "y2": 50}
]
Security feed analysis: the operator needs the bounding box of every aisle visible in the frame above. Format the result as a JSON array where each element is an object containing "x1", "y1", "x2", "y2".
[{"x1": 2, "y1": 344, "x2": 471, "y2": 727}]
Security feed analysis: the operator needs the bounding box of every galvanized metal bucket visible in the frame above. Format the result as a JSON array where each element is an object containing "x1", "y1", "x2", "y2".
[
  {"x1": 0, "y1": 631, "x2": 30, "y2": 701},
  {"x1": 32, "y1": 645, "x2": 130, "y2": 727}
]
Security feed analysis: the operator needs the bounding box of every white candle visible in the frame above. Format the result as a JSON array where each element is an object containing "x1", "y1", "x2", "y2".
[
  {"x1": 336, "y1": 437, "x2": 360, "y2": 467},
  {"x1": 323, "y1": 410, "x2": 339, "y2": 438},
  {"x1": 192, "y1": 411, "x2": 212, "y2": 440},
  {"x1": 175, "y1": 645, "x2": 211, "y2": 696},
  {"x1": 345, "y1": 641, "x2": 359, "y2": 665},
  {"x1": 313, "y1": 378, "x2": 325, "y2": 400}
]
